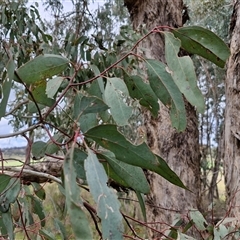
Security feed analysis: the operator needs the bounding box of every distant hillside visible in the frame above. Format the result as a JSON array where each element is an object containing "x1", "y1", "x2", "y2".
[{"x1": 2, "y1": 147, "x2": 25, "y2": 156}]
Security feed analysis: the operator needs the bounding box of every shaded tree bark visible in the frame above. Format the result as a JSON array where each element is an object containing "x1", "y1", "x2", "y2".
[
  {"x1": 124, "y1": 0, "x2": 201, "y2": 238},
  {"x1": 224, "y1": 0, "x2": 240, "y2": 219}
]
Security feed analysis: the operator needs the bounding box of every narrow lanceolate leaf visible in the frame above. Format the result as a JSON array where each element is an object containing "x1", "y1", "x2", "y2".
[
  {"x1": 15, "y1": 54, "x2": 69, "y2": 84},
  {"x1": 164, "y1": 32, "x2": 205, "y2": 113},
  {"x1": 85, "y1": 149, "x2": 124, "y2": 240},
  {"x1": 73, "y1": 93, "x2": 109, "y2": 120},
  {"x1": 63, "y1": 148, "x2": 93, "y2": 240},
  {"x1": 100, "y1": 151, "x2": 150, "y2": 194},
  {"x1": 146, "y1": 59, "x2": 186, "y2": 131},
  {"x1": 46, "y1": 77, "x2": 64, "y2": 99},
  {"x1": 125, "y1": 75, "x2": 159, "y2": 117},
  {"x1": 85, "y1": 125, "x2": 186, "y2": 189},
  {"x1": 104, "y1": 77, "x2": 132, "y2": 126},
  {"x1": 0, "y1": 59, "x2": 15, "y2": 119},
  {"x1": 172, "y1": 26, "x2": 230, "y2": 68}
]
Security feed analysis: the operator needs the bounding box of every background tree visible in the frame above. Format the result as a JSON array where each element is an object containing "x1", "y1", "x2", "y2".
[{"x1": 224, "y1": 0, "x2": 240, "y2": 221}]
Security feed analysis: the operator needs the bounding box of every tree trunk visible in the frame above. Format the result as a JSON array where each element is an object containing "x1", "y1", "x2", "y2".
[
  {"x1": 124, "y1": 0, "x2": 201, "y2": 238},
  {"x1": 224, "y1": 0, "x2": 240, "y2": 219}
]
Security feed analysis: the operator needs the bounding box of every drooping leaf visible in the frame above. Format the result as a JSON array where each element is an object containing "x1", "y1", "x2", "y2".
[
  {"x1": 46, "y1": 76, "x2": 64, "y2": 99},
  {"x1": 5, "y1": 178, "x2": 21, "y2": 204},
  {"x1": 31, "y1": 80, "x2": 55, "y2": 107},
  {"x1": 15, "y1": 54, "x2": 69, "y2": 84},
  {"x1": 72, "y1": 148, "x2": 87, "y2": 182},
  {"x1": 85, "y1": 125, "x2": 186, "y2": 189},
  {"x1": 164, "y1": 32, "x2": 205, "y2": 113},
  {"x1": 0, "y1": 59, "x2": 15, "y2": 119},
  {"x1": 87, "y1": 64, "x2": 105, "y2": 99},
  {"x1": 63, "y1": 148, "x2": 93, "y2": 239},
  {"x1": 146, "y1": 59, "x2": 186, "y2": 131},
  {"x1": 0, "y1": 175, "x2": 11, "y2": 194},
  {"x1": 84, "y1": 149, "x2": 124, "y2": 239},
  {"x1": 100, "y1": 151, "x2": 150, "y2": 194},
  {"x1": 29, "y1": 195, "x2": 45, "y2": 227},
  {"x1": 54, "y1": 218, "x2": 67, "y2": 240},
  {"x1": 74, "y1": 93, "x2": 108, "y2": 120},
  {"x1": 2, "y1": 210, "x2": 14, "y2": 240},
  {"x1": 0, "y1": 211, "x2": 8, "y2": 237},
  {"x1": 39, "y1": 229, "x2": 55, "y2": 240},
  {"x1": 172, "y1": 26, "x2": 230, "y2": 68},
  {"x1": 104, "y1": 77, "x2": 132, "y2": 126},
  {"x1": 125, "y1": 75, "x2": 159, "y2": 117},
  {"x1": 135, "y1": 191, "x2": 147, "y2": 222},
  {"x1": 32, "y1": 141, "x2": 47, "y2": 159}
]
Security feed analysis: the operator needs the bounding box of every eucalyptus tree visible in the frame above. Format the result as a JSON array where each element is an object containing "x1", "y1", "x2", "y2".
[{"x1": 0, "y1": 0, "x2": 230, "y2": 239}]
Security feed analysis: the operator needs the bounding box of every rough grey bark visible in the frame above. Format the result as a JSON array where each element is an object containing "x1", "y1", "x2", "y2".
[
  {"x1": 224, "y1": 0, "x2": 240, "y2": 218},
  {"x1": 124, "y1": 0, "x2": 201, "y2": 238}
]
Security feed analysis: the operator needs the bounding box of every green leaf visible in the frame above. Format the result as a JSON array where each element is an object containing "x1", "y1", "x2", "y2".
[
  {"x1": 189, "y1": 209, "x2": 207, "y2": 231},
  {"x1": 54, "y1": 218, "x2": 67, "y2": 240},
  {"x1": 164, "y1": 32, "x2": 205, "y2": 113},
  {"x1": 2, "y1": 211, "x2": 14, "y2": 240},
  {"x1": 46, "y1": 77, "x2": 64, "y2": 99},
  {"x1": 45, "y1": 134, "x2": 63, "y2": 155},
  {"x1": 74, "y1": 93, "x2": 108, "y2": 119},
  {"x1": 0, "y1": 175, "x2": 11, "y2": 194},
  {"x1": 0, "y1": 59, "x2": 15, "y2": 119},
  {"x1": 31, "y1": 80, "x2": 55, "y2": 107},
  {"x1": 125, "y1": 75, "x2": 159, "y2": 117},
  {"x1": 31, "y1": 182, "x2": 46, "y2": 200},
  {"x1": 104, "y1": 77, "x2": 132, "y2": 126},
  {"x1": 172, "y1": 26, "x2": 230, "y2": 68},
  {"x1": 79, "y1": 113, "x2": 98, "y2": 133},
  {"x1": 85, "y1": 125, "x2": 186, "y2": 189},
  {"x1": 39, "y1": 229, "x2": 55, "y2": 240},
  {"x1": 27, "y1": 102, "x2": 45, "y2": 113},
  {"x1": 5, "y1": 178, "x2": 21, "y2": 204},
  {"x1": 30, "y1": 195, "x2": 45, "y2": 227},
  {"x1": 100, "y1": 151, "x2": 150, "y2": 194},
  {"x1": 15, "y1": 54, "x2": 69, "y2": 84},
  {"x1": 85, "y1": 149, "x2": 124, "y2": 239},
  {"x1": 87, "y1": 64, "x2": 105, "y2": 99},
  {"x1": 63, "y1": 148, "x2": 93, "y2": 239},
  {"x1": 135, "y1": 191, "x2": 147, "y2": 222},
  {"x1": 0, "y1": 212, "x2": 8, "y2": 237},
  {"x1": 146, "y1": 59, "x2": 186, "y2": 131},
  {"x1": 72, "y1": 148, "x2": 87, "y2": 181},
  {"x1": 32, "y1": 141, "x2": 47, "y2": 159}
]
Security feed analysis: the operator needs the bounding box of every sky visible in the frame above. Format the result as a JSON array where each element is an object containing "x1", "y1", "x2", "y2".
[{"x1": 0, "y1": 0, "x2": 105, "y2": 148}]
